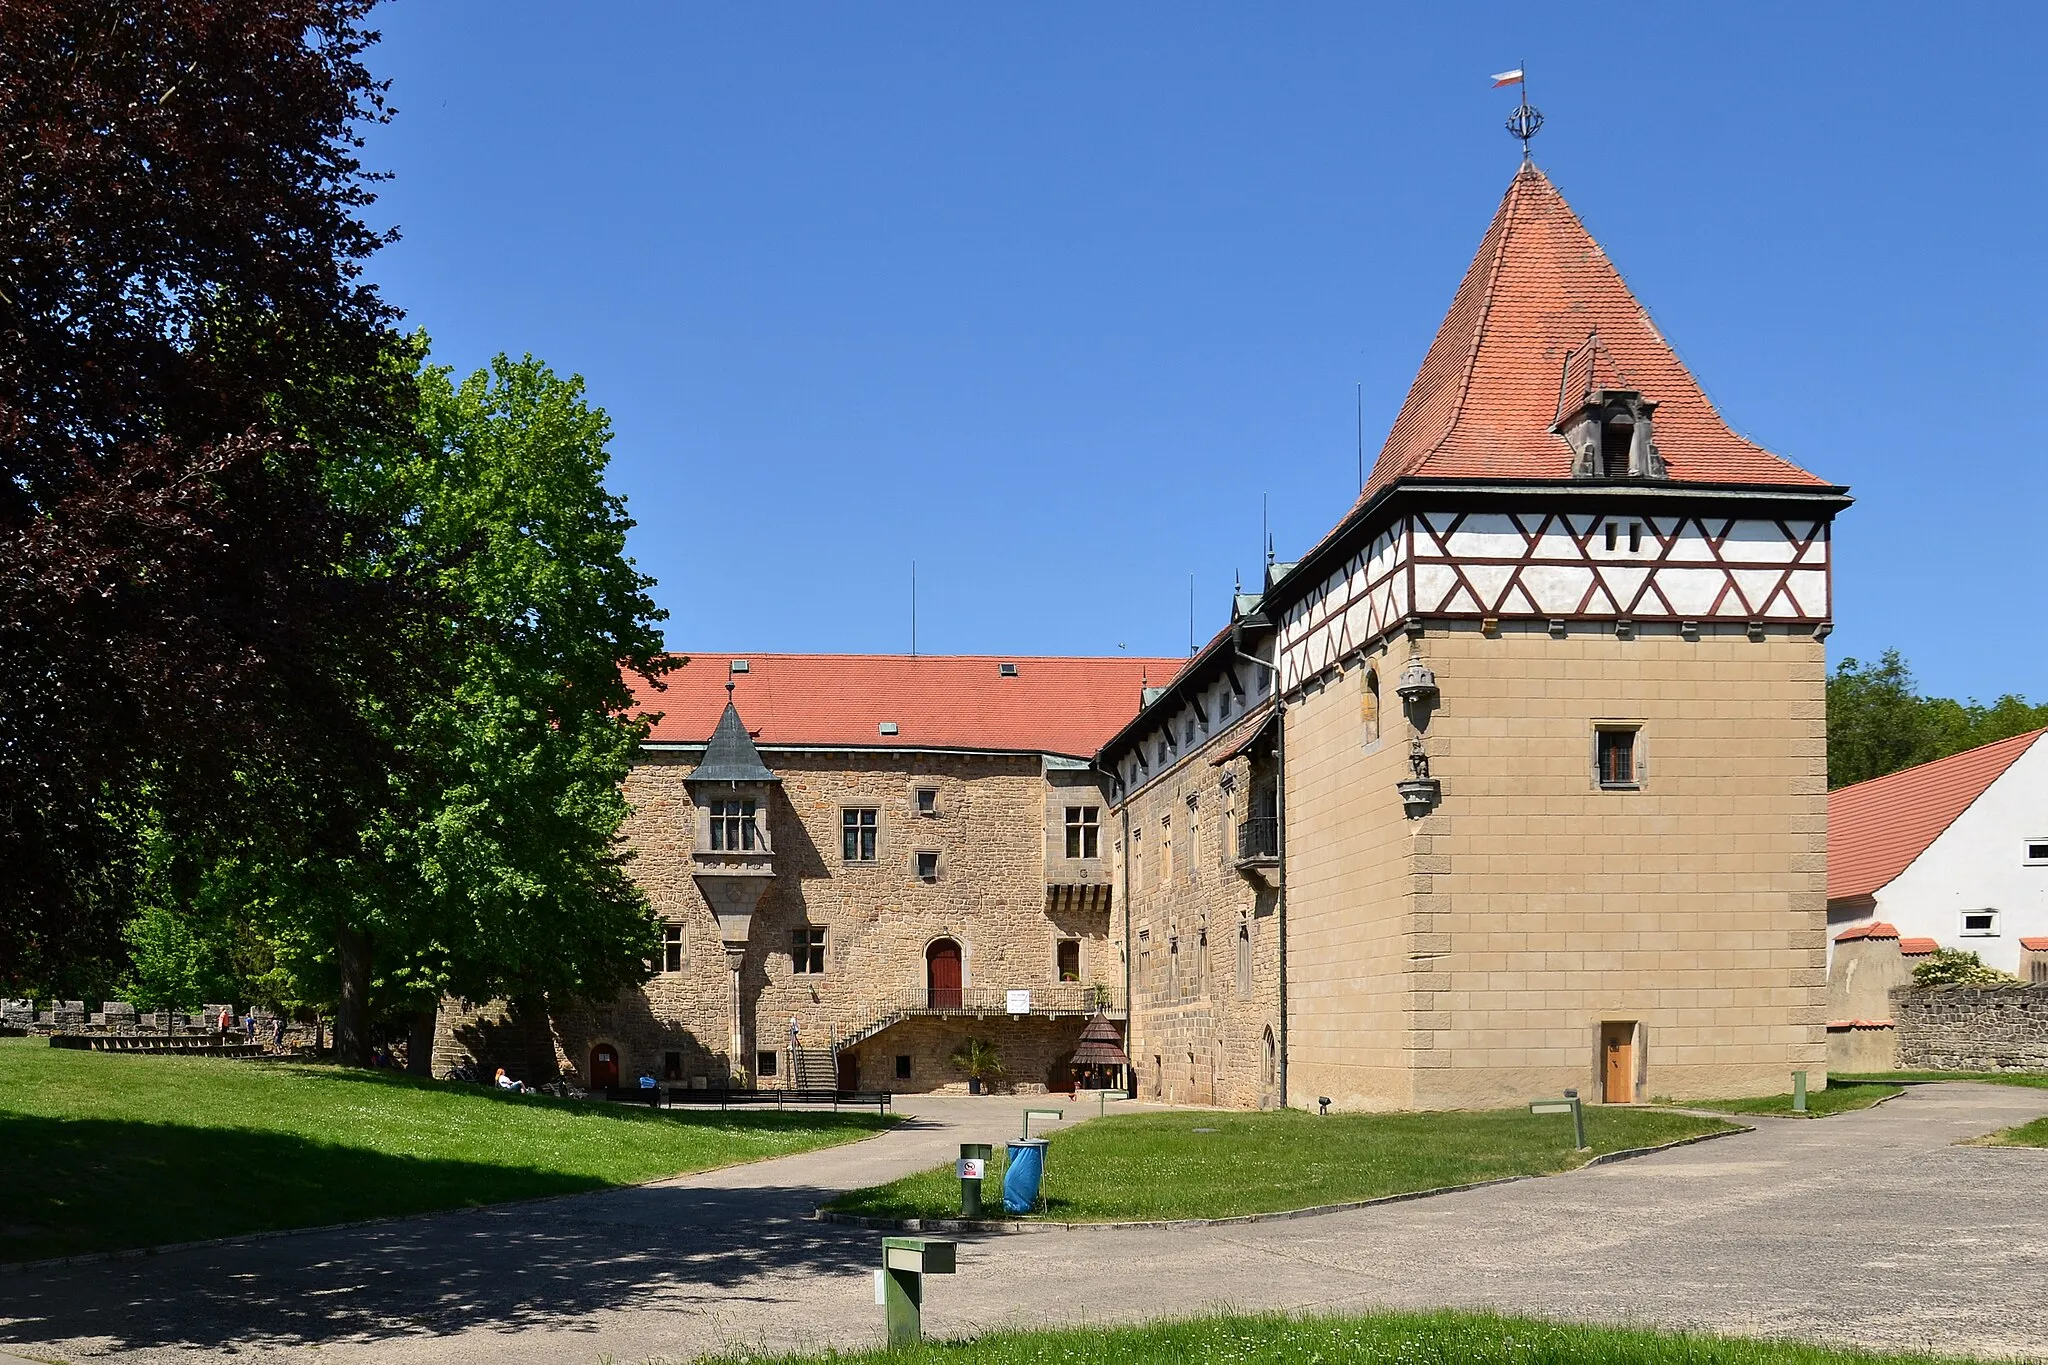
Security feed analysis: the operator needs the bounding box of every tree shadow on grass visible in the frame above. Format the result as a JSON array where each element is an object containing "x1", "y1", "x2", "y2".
[{"x1": 0, "y1": 1113, "x2": 917, "y2": 1355}]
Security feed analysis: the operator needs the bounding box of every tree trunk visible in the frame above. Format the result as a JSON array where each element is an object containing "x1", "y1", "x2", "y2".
[
  {"x1": 334, "y1": 924, "x2": 373, "y2": 1067},
  {"x1": 406, "y1": 1003, "x2": 437, "y2": 1076}
]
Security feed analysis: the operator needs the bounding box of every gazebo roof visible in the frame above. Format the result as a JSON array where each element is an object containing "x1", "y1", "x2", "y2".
[{"x1": 1069, "y1": 1011, "x2": 1130, "y2": 1067}]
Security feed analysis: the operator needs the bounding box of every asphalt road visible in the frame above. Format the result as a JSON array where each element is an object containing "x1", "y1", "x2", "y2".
[{"x1": 2, "y1": 1083, "x2": 2044, "y2": 1363}]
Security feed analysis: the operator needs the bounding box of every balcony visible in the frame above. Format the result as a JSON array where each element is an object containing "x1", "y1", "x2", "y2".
[
  {"x1": 840, "y1": 982, "x2": 1126, "y2": 1051},
  {"x1": 1236, "y1": 816, "x2": 1279, "y2": 863}
]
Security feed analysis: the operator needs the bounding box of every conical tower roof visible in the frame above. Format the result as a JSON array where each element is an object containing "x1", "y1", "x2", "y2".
[
  {"x1": 1361, "y1": 163, "x2": 1829, "y2": 500},
  {"x1": 1069, "y1": 1010, "x2": 1131, "y2": 1067},
  {"x1": 689, "y1": 701, "x2": 779, "y2": 783}
]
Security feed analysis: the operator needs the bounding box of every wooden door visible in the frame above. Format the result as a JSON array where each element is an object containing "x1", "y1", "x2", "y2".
[
  {"x1": 836, "y1": 1051, "x2": 858, "y2": 1093},
  {"x1": 1601, "y1": 1022, "x2": 1634, "y2": 1104},
  {"x1": 590, "y1": 1044, "x2": 619, "y2": 1091},
  {"x1": 927, "y1": 939, "x2": 962, "y2": 1009}
]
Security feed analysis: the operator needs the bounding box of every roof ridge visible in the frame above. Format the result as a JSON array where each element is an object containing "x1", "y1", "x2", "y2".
[{"x1": 1830, "y1": 727, "x2": 2046, "y2": 800}]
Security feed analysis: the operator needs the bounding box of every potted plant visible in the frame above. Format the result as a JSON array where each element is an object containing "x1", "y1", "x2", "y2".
[{"x1": 949, "y1": 1036, "x2": 1004, "y2": 1094}]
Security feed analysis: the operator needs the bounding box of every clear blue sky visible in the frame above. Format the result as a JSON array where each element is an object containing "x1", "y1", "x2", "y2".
[{"x1": 362, "y1": 3, "x2": 2044, "y2": 704}]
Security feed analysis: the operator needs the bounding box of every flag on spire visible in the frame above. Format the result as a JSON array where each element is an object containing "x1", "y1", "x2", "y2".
[{"x1": 1490, "y1": 68, "x2": 1524, "y2": 88}]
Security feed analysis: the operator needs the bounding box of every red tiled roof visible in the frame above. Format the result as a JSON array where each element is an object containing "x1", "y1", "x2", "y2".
[
  {"x1": 1827, "y1": 730, "x2": 2047, "y2": 902},
  {"x1": 1899, "y1": 938, "x2": 1938, "y2": 957},
  {"x1": 1834, "y1": 922, "x2": 1900, "y2": 943},
  {"x1": 630, "y1": 654, "x2": 1183, "y2": 758},
  {"x1": 2020, "y1": 937, "x2": 2048, "y2": 952},
  {"x1": 1358, "y1": 164, "x2": 1830, "y2": 500}
]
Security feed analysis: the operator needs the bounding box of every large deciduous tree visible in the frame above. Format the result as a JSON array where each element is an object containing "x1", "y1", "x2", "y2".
[
  {"x1": 0, "y1": 1, "x2": 422, "y2": 991},
  {"x1": 1827, "y1": 649, "x2": 2048, "y2": 789}
]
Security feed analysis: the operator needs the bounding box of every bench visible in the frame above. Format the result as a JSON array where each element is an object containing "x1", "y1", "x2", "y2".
[{"x1": 642, "y1": 1086, "x2": 894, "y2": 1116}]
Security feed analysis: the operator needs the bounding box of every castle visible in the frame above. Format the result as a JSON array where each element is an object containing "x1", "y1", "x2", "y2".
[{"x1": 439, "y1": 164, "x2": 1846, "y2": 1109}]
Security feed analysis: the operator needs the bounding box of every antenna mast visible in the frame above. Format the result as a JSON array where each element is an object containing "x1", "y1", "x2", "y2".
[{"x1": 910, "y1": 560, "x2": 917, "y2": 658}]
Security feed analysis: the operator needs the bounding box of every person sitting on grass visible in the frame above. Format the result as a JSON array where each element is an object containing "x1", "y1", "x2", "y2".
[{"x1": 494, "y1": 1067, "x2": 527, "y2": 1094}]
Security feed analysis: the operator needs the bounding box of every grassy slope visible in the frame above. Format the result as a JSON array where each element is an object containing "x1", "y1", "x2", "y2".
[
  {"x1": 830, "y1": 1106, "x2": 1734, "y2": 1223},
  {"x1": 1676, "y1": 1081, "x2": 1903, "y2": 1118},
  {"x1": 702, "y1": 1310, "x2": 1984, "y2": 1364},
  {"x1": 0, "y1": 1038, "x2": 892, "y2": 1262}
]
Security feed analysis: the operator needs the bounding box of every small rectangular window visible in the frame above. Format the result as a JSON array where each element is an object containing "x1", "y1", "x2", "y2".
[
  {"x1": 662, "y1": 924, "x2": 685, "y2": 973},
  {"x1": 1628, "y1": 521, "x2": 1643, "y2": 553},
  {"x1": 1961, "y1": 909, "x2": 1999, "y2": 937},
  {"x1": 841, "y1": 808, "x2": 877, "y2": 862},
  {"x1": 663, "y1": 1050, "x2": 682, "y2": 1080},
  {"x1": 915, "y1": 787, "x2": 938, "y2": 816},
  {"x1": 791, "y1": 927, "x2": 826, "y2": 973},
  {"x1": 895, "y1": 1054, "x2": 912, "y2": 1080},
  {"x1": 1605, "y1": 521, "x2": 1618, "y2": 551},
  {"x1": 1056, "y1": 939, "x2": 1081, "y2": 982},
  {"x1": 2026, "y1": 840, "x2": 2048, "y2": 865},
  {"x1": 1065, "y1": 806, "x2": 1099, "y2": 858},
  {"x1": 755, "y1": 1049, "x2": 778, "y2": 1077},
  {"x1": 1596, "y1": 727, "x2": 1639, "y2": 788},
  {"x1": 916, "y1": 850, "x2": 939, "y2": 881}
]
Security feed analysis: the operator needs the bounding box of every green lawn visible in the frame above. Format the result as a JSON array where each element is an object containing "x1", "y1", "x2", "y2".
[
  {"x1": 828, "y1": 1105, "x2": 1735, "y2": 1224},
  {"x1": 0, "y1": 1038, "x2": 893, "y2": 1263},
  {"x1": 701, "y1": 1310, "x2": 1984, "y2": 1364},
  {"x1": 1974, "y1": 1116, "x2": 2048, "y2": 1148},
  {"x1": 1835, "y1": 1071, "x2": 2048, "y2": 1089},
  {"x1": 1674, "y1": 1081, "x2": 1903, "y2": 1118}
]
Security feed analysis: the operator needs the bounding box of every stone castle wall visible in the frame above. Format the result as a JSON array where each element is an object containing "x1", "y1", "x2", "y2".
[
  {"x1": 1894, "y1": 985, "x2": 2048, "y2": 1072},
  {"x1": 438, "y1": 747, "x2": 1121, "y2": 1092}
]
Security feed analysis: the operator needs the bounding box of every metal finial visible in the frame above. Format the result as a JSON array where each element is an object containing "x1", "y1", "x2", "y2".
[
  {"x1": 726, "y1": 679, "x2": 735, "y2": 698},
  {"x1": 1501, "y1": 63, "x2": 1542, "y2": 159}
]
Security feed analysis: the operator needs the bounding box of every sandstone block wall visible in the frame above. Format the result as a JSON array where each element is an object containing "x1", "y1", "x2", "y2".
[{"x1": 1285, "y1": 619, "x2": 1829, "y2": 1110}]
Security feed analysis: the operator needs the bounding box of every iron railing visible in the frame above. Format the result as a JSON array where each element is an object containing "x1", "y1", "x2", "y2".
[
  {"x1": 1237, "y1": 816, "x2": 1280, "y2": 861},
  {"x1": 837, "y1": 981, "x2": 1126, "y2": 1053}
]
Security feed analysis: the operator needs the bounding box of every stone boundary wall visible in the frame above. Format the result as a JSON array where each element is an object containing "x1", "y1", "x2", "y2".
[{"x1": 1893, "y1": 984, "x2": 2048, "y2": 1072}]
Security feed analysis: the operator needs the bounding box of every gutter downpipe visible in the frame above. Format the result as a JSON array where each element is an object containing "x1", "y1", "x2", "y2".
[{"x1": 1117, "y1": 784, "x2": 1135, "y2": 1098}]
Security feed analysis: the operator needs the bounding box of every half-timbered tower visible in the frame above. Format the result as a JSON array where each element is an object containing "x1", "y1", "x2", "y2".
[{"x1": 1106, "y1": 163, "x2": 1850, "y2": 1110}]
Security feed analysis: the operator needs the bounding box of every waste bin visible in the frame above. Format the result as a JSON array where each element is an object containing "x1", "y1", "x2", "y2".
[{"x1": 1002, "y1": 1138, "x2": 1047, "y2": 1214}]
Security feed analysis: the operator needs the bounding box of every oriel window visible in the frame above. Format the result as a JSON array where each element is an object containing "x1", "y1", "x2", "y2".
[
  {"x1": 841, "y1": 808, "x2": 878, "y2": 862},
  {"x1": 709, "y1": 799, "x2": 758, "y2": 851}
]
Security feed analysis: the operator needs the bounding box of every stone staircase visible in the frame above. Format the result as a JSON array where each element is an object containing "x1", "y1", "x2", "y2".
[{"x1": 791, "y1": 1047, "x2": 837, "y2": 1090}]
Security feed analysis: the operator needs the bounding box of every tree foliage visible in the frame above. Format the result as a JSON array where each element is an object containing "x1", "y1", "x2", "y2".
[
  {"x1": 1827, "y1": 650, "x2": 2048, "y2": 789},
  {"x1": 0, "y1": 0, "x2": 425, "y2": 991}
]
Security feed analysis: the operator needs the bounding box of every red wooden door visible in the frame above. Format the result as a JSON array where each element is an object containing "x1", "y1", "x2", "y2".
[
  {"x1": 927, "y1": 939, "x2": 962, "y2": 1009},
  {"x1": 590, "y1": 1045, "x2": 619, "y2": 1090}
]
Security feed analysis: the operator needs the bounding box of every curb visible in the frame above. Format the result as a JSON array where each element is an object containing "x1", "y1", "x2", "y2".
[
  {"x1": 0, "y1": 1109, "x2": 908, "y2": 1277},
  {"x1": 813, "y1": 1122, "x2": 1752, "y2": 1234},
  {"x1": 1663, "y1": 1086, "x2": 1909, "y2": 1122}
]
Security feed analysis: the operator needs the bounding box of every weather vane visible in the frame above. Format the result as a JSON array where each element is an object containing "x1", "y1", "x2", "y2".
[{"x1": 1492, "y1": 65, "x2": 1542, "y2": 159}]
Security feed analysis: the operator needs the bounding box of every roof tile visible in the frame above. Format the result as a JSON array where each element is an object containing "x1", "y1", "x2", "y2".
[
  {"x1": 1834, "y1": 922, "x2": 1900, "y2": 943},
  {"x1": 1827, "y1": 730, "x2": 2045, "y2": 902},
  {"x1": 631, "y1": 654, "x2": 1182, "y2": 758},
  {"x1": 1358, "y1": 164, "x2": 1830, "y2": 500},
  {"x1": 1899, "y1": 938, "x2": 1939, "y2": 957}
]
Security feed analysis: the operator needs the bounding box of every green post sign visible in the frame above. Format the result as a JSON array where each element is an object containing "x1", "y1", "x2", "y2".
[
  {"x1": 957, "y1": 1143, "x2": 992, "y2": 1219},
  {"x1": 879, "y1": 1236, "x2": 956, "y2": 1346},
  {"x1": 1529, "y1": 1089, "x2": 1588, "y2": 1150}
]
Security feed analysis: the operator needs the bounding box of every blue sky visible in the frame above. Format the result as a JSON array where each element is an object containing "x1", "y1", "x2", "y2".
[{"x1": 362, "y1": 3, "x2": 2044, "y2": 703}]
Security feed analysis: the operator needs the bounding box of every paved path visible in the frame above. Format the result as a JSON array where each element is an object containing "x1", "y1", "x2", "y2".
[{"x1": 3, "y1": 1084, "x2": 2046, "y2": 1363}]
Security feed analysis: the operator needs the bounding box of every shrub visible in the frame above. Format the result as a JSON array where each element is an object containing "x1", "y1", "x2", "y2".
[{"x1": 1912, "y1": 947, "x2": 2021, "y2": 987}]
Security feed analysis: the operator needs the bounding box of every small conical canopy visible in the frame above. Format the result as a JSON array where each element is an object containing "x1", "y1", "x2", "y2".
[
  {"x1": 689, "y1": 702, "x2": 779, "y2": 784},
  {"x1": 1069, "y1": 1010, "x2": 1131, "y2": 1068}
]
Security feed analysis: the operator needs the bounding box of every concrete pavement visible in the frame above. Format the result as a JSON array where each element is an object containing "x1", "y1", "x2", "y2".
[{"x1": 2, "y1": 1083, "x2": 2045, "y2": 1362}]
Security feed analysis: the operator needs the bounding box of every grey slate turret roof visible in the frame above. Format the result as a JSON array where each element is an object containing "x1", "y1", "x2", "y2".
[{"x1": 689, "y1": 702, "x2": 779, "y2": 783}]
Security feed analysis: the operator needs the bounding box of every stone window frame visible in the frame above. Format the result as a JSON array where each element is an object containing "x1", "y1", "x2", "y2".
[
  {"x1": 791, "y1": 926, "x2": 826, "y2": 973},
  {"x1": 1185, "y1": 791, "x2": 1200, "y2": 874},
  {"x1": 914, "y1": 848, "x2": 940, "y2": 883},
  {"x1": 1235, "y1": 916, "x2": 1253, "y2": 998},
  {"x1": 1054, "y1": 936, "x2": 1082, "y2": 982},
  {"x1": 839, "y1": 805, "x2": 881, "y2": 863},
  {"x1": 1592, "y1": 721, "x2": 1646, "y2": 791},
  {"x1": 912, "y1": 784, "x2": 941, "y2": 818},
  {"x1": 755, "y1": 1048, "x2": 779, "y2": 1078}
]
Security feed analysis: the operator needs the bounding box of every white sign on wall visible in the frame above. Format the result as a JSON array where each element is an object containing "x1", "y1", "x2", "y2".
[
  {"x1": 1006, "y1": 989, "x2": 1031, "y2": 1015},
  {"x1": 956, "y1": 1158, "x2": 986, "y2": 1180}
]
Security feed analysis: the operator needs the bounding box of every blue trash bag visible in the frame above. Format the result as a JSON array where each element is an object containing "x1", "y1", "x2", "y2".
[{"x1": 1002, "y1": 1138, "x2": 1047, "y2": 1214}]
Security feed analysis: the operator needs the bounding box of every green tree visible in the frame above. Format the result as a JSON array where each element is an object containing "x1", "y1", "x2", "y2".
[{"x1": 1828, "y1": 650, "x2": 2048, "y2": 789}]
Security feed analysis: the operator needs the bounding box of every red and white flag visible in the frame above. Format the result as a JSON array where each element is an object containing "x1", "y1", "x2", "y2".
[{"x1": 1490, "y1": 68, "x2": 1524, "y2": 88}]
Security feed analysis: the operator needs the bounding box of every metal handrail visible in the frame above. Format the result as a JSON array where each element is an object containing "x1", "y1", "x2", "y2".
[{"x1": 837, "y1": 981, "x2": 1127, "y2": 1052}]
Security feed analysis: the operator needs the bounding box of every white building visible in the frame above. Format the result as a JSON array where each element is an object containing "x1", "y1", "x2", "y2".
[{"x1": 1828, "y1": 729, "x2": 2048, "y2": 978}]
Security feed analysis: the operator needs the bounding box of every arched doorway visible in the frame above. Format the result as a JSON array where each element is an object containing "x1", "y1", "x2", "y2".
[
  {"x1": 590, "y1": 1043, "x2": 619, "y2": 1091},
  {"x1": 927, "y1": 938, "x2": 962, "y2": 1009}
]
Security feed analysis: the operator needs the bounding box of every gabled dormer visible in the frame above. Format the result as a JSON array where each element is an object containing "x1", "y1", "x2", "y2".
[{"x1": 1555, "y1": 333, "x2": 1665, "y2": 481}]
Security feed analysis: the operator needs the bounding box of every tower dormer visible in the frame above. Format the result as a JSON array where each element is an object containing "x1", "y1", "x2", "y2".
[{"x1": 1556, "y1": 333, "x2": 1665, "y2": 480}]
